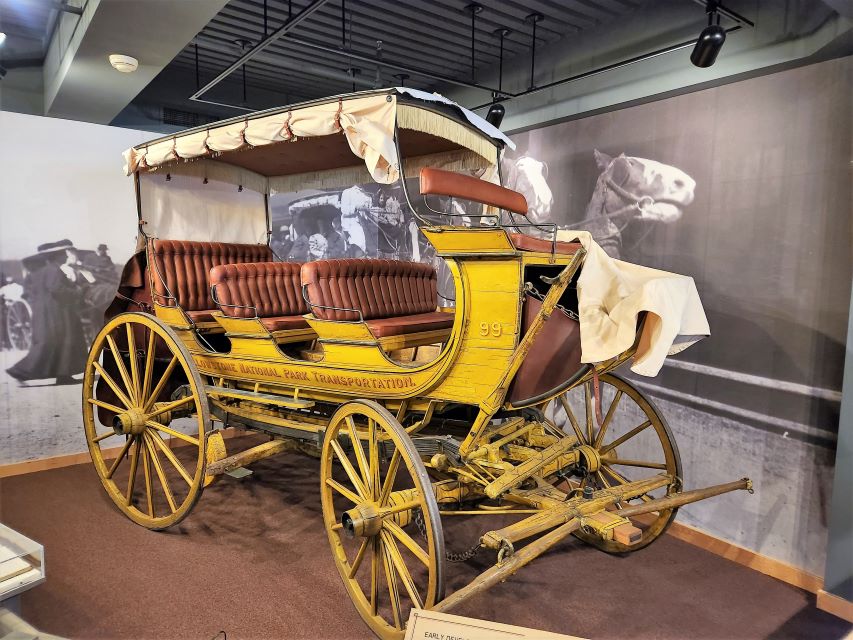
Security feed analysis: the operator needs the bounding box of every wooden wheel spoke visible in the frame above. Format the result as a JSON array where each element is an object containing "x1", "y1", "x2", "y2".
[
  {"x1": 142, "y1": 444, "x2": 154, "y2": 517},
  {"x1": 346, "y1": 416, "x2": 371, "y2": 493},
  {"x1": 143, "y1": 355, "x2": 178, "y2": 412},
  {"x1": 594, "y1": 390, "x2": 622, "y2": 448},
  {"x1": 146, "y1": 395, "x2": 195, "y2": 421},
  {"x1": 106, "y1": 436, "x2": 135, "y2": 479},
  {"x1": 330, "y1": 440, "x2": 369, "y2": 499},
  {"x1": 380, "y1": 536, "x2": 403, "y2": 629},
  {"x1": 106, "y1": 334, "x2": 136, "y2": 405},
  {"x1": 595, "y1": 469, "x2": 612, "y2": 489},
  {"x1": 370, "y1": 536, "x2": 380, "y2": 615},
  {"x1": 378, "y1": 448, "x2": 401, "y2": 507},
  {"x1": 144, "y1": 434, "x2": 177, "y2": 513},
  {"x1": 125, "y1": 437, "x2": 141, "y2": 506},
  {"x1": 383, "y1": 519, "x2": 429, "y2": 567},
  {"x1": 126, "y1": 324, "x2": 141, "y2": 403},
  {"x1": 326, "y1": 477, "x2": 362, "y2": 505},
  {"x1": 348, "y1": 537, "x2": 370, "y2": 579},
  {"x1": 558, "y1": 394, "x2": 586, "y2": 444},
  {"x1": 87, "y1": 397, "x2": 124, "y2": 415},
  {"x1": 584, "y1": 381, "x2": 594, "y2": 443},
  {"x1": 145, "y1": 420, "x2": 199, "y2": 446},
  {"x1": 369, "y1": 419, "x2": 380, "y2": 501},
  {"x1": 92, "y1": 431, "x2": 117, "y2": 443},
  {"x1": 607, "y1": 458, "x2": 666, "y2": 470},
  {"x1": 92, "y1": 362, "x2": 133, "y2": 410},
  {"x1": 141, "y1": 328, "x2": 156, "y2": 405},
  {"x1": 382, "y1": 530, "x2": 423, "y2": 609},
  {"x1": 599, "y1": 419, "x2": 652, "y2": 455},
  {"x1": 149, "y1": 431, "x2": 194, "y2": 487}
]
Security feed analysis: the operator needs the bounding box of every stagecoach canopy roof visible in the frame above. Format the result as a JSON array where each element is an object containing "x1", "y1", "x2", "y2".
[{"x1": 123, "y1": 89, "x2": 513, "y2": 189}]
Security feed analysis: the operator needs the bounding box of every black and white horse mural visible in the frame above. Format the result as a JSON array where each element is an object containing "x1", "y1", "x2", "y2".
[{"x1": 503, "y1": 150, "x2": 696, "y2": 259}]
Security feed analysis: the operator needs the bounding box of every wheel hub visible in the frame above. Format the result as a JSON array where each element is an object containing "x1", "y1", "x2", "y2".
[
  {"x1": 341, "y1": 502, "x2": 382, "y2": 538},
  {"x1": 112, "y1": 409, "x2": 147, "y2": 436}
]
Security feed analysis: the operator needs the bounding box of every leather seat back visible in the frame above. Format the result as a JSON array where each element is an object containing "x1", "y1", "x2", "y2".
[
  {"x1": 301, "y1": 259, "x2": 438, "y2": 322},
  {"x1": 148, "y1": 239, "x2": 272, "y2": 312},
  {"x1": 210, "y1": 262, "x2": 307, "y2": 319}
]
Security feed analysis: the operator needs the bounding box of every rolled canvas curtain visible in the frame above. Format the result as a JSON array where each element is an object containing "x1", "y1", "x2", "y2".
[{"x1": 124, "y1": 95, "x2": 399, "y2": 184}]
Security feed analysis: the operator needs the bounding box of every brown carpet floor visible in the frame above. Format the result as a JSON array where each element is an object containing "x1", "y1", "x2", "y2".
[{"x1": 0, "y1": 438, "x2": 849, "y2": 640}]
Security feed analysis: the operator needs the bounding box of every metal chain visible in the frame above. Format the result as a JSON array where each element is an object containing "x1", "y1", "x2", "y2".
[
  {"x1": 523, "y1": 283, "x2": 579, "y2": 321},
  {"x1": 413, "y1": 510, "x2": 481, "y2": 563}
]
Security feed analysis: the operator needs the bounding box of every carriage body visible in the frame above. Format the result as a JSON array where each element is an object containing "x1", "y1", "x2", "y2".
[{"x1": 82, "y1": 89, "x2": 751, "y2": 639}]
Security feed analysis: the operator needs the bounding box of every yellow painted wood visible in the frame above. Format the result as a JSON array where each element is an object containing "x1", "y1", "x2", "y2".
[{"x1": 421, "y1": 227, "x2": 515, "y2": 254}]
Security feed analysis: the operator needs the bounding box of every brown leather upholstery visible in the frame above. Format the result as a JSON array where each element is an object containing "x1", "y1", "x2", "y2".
[
  {"x1": 420, "y1": 167, "x2": 528, "y2": 215},
  {"x1": 301, "y1": 259, "x2": 453, "y2": 337},
  {"x1": 210, "y1": 261, "x2": 310, "y2": 333},
  {"x1": 210, "y1": 262, "x2": 307, "y2": 318},
  {"x1": 507, "y1": 293, "x2": 588, "y2": 404},
  {"x1": 149, "y1": 240, "x2": 272, "y2": 319},
  {"x1": 509, "y1": 233, "x2": 583, "y2": 255},
  {"x1": 366, "y1": 312, "x2": 453, "y2": 338}
]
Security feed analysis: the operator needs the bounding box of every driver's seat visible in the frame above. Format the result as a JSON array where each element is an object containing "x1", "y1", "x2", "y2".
[{"x1": 419, "y1": 168, "x2": 581, "y2": 255}]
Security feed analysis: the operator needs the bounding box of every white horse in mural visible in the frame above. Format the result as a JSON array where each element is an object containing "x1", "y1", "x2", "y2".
[{"x1": 503, "y1": 149, "x2": 696, "y2": 259}]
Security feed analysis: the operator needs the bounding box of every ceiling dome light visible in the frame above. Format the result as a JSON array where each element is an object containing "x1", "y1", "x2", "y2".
[
  {"x1": 108, "y1": 54, "x2": 139, "y2": 73},
  {"x1": 485, "y1": 101, "x2": 505, "y2": 129}
]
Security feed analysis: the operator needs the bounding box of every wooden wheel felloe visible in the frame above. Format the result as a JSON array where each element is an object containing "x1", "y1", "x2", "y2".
[
  {"x1": 544, "y1": 373, "x2": 682, "y2": 552},
  {"x1": 82, "y1": 312, "x2": 210, "y2": 530},
  {"x1": 321, "y1": 400, "x2": 445, "y2": 640}
]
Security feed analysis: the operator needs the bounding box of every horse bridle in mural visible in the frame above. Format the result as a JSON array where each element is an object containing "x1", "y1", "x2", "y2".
[{"x1": 574, "y1": 164, "x2": 687, "y2": 250}]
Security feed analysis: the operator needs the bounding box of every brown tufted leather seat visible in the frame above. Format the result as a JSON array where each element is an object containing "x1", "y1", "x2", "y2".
[
  {"x1": 209, "y1": 262, "x2": 310, "y2": 332},
  {"x1": 301, "y1": 259, "x2": 454, "y2": 339},
  {"x1": 148, "y1": 239, "x2": 273, "y2": 323},
  {"x1": 508, "y1": 233, "x2": 583, "y2": 255}
]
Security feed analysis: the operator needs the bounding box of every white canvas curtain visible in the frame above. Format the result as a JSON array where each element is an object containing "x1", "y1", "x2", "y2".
[{"x1": 139, "y1": 172, "x2": 268, "y2": 245}]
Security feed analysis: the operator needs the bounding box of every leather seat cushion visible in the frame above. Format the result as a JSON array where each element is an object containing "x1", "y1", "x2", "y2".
[
  {"x1": 509, "y1": 233, "x2": 582, "y2": 255},
  {"x1": 186, "y1": 309, "x2": 218, "y2": 323},
  {"x1": 366, "y1": 312, "x2": 453, "y2": 338},
  {"x1": 149, "y1": 239, "x2": 272, "y2": 312},
  {"x1": 210, "y1": 261, "x2": 306, "y2": 319},
  {"x1": 259, "y1": 315, "x2": 311, "y2": 332},
  {"x1": 301, "y1": 259, "x2": 438, "y2": 322}
]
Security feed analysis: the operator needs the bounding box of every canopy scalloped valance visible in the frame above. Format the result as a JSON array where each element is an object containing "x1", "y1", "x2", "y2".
[{"x1": 123, "y1": 94, "x2": 399, "y2": 184}]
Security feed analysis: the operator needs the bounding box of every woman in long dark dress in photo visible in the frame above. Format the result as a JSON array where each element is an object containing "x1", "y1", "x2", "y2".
[{"x1": 6, "y1": 240, "x2": 87, "y2": 385}]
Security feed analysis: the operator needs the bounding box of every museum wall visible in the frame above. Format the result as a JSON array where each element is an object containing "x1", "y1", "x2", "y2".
[
  {"x1": 503, "y1": 56, "x2": 852, "y2": 576},
  {"x1": 0, "y1": 111, "x2": 147, "y2": 464}
]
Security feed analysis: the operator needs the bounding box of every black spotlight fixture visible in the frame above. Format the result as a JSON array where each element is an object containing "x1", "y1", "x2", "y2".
[
  {"x1": 691, "y1": 1, "x2": 726, "y2": 68},
  {"x1": 485, "y1": 94, "x2": 505, "y2": 129}
]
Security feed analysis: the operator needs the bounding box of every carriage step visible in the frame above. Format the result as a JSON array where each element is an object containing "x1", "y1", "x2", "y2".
[
  {"x1": 204, "y1": 385, "x2": 314, "y2": 409},
  {"x1": 225, "y1": 467, "x2": 253, "y2": 479}
]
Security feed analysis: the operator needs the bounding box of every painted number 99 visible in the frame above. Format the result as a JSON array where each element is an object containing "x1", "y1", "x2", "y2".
[{"x1": 479, "y1": 322, "x2": 502, "y2": 337}]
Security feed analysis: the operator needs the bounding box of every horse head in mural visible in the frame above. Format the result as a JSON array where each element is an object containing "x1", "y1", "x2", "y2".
[
  {"x1": 502, "y1": 155, "x2": 554, "y2": 226},
  {"x1": 583, "y1": 150, "x2": 696, "y2": 257}
]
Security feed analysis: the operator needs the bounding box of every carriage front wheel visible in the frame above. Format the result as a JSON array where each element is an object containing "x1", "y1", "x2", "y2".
[
  {"x1": 82, "y1": 312, "x2": 210, "y2": 530},
  {"x1": 6, "y1": 300, "x2": 32, "y2": 351},
  {"x1": 321, "y1": 400, "x2": 445, "y2": 640},
  {"x1": 543, "y1": 373, "x2": 682, "y2": 553}
]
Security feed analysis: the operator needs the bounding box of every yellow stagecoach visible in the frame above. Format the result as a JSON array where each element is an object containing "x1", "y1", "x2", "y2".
[{"x1": 83, "y1": 89, "x2": 751, "y2": 639}]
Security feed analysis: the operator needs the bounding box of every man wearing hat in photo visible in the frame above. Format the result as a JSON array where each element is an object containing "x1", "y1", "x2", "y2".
[{"x1": 6, "y1": 240, "x2": 87, "y2": 385}]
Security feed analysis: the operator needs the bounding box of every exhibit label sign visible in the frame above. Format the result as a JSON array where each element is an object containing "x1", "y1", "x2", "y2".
[{"x1": 405, "y1": 610, "x2": 585, "y2": 640}]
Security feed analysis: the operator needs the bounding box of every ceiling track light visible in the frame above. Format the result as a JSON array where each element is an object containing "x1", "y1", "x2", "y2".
[{"x1": 691, "y1": 1, "x2": 727, "y2": 68}]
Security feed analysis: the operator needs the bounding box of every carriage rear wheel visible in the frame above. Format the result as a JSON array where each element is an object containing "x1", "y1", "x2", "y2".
[
  {"x1": 321, "y1": 400, "x2": 445, "y2": 640},
  {"x1": 543, "y1": 373, "x2": 682, "y2": 553},
  {"x1": 6, "y1": 300, "x2": 32, "y2": 351},
  {"x1": 82, "y1": 312, "x2": 209, "y2": 530}
]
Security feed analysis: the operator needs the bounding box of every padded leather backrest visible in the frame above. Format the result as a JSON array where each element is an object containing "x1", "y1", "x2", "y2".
[
  {"x1": 301, "y1": 259, "x2": 438, "y2": 322},
  {"x1": 149, "y1": 240, "x2": 272, "y2": 311},
  {"x1": 420, "y1": 167, "x2": 528, "y2": 215},
  {"x1": 210, "y1": 262, "x2": 307, "y2": 319}
]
